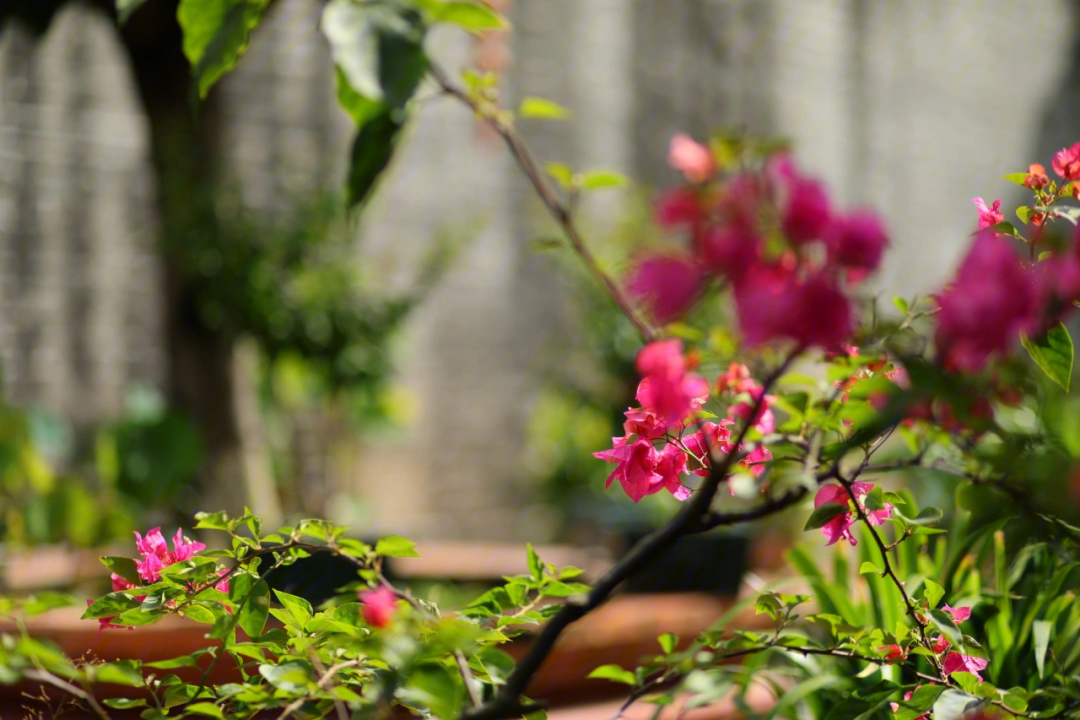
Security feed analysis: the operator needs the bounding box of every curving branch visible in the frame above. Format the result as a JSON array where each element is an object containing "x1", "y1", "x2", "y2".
[{"x1": 425, "y1": 61, "x2": 655, "y2": 343}]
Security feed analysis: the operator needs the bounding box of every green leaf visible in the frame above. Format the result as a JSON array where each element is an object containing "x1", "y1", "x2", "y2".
[
  {"x1": 432, "y1": 1, "x2": 507, "y2": 31},
  {"x1": 116, "y1": 0, "x2": 147, "y2": 24},
  {"x1": 376, "y1": 535, "x2": 420, "y2": 558},
  {"x1": 322, "y1": 0, "x2": 427, "y2": 110},
  {"x1": 545, "y1": 162, "x2": 574, "y2": 190},
  {"x1": 932, "y1": 690, "x2": 987, "y2": 720},
  {"x1": 82, "y1": 592, "x2": 141, "y2": 620},
  {"x1": 183, "y1": 604, "x2": 218, "y2": 624},
  {"x1": 803, "y1": 503, "x2": 848, "y2": 531},
  {"x1": 345, "y1": 109, "x2": 404, "y2": 208},
  {"x1": 519, "y1": 96, "x2": 570, "y2": 120},
  {"x1": 1034, "y1": 620, "x2": 1052, "y2": 678},
  {"x1": 909, "y1": 507, "x2": 944, "y2": 526},
  {"x1": 893, "y1": 685, "x2": 946, "y2": 720},
  {"x1": 658, "y1": 633, "x2": 678, "y2": 654},
  {"x1": 892, "y1": 296, "x2": 909, "y2": 314},
  {"x1": 586, "y1": 664, "x2": 636, "y2": 685},
  {"x1": 100, "y1": 556, "x2": 141, "y2": 586},
  {"x1": 399, "y1": 663, "x2": 463, "y2": 720},
  {"x1": 1021, "y1": 322, "x2": 1073, "y2": 391},
  {"x1": 103, "y1": 698, "x2": 147, "y2": 709},
  {"x1": 859, "y1": 562, "x2": 879, "y2": 575},
  {"x1": 526, "y1": 543, "x2": 543, "y2": 581},
  {"x1": 273, "y1": 590, "x2": 313, "y2": 628},
  {"x1": 194, "y1": 511, "x2": 229, "y2": 531},
  {"x1": 1017, "y1": 206, "x2": 1032, "y2": 224},
  {"x1": 1002, "y1": 172, "x2": 1029, "y2": 186},
  {"x1": 335, "y1": 67, "x2": 384, "y2": 126},
  {"x1": 177, "y1": 0, "x2": 269, "y2": 99},
  {"x1": 259, "y1": 661, "x2": 313, "y2": 693},
  {"x1": 580, "y1": 170, "x2": 628, "y2": 190},
  {"x1": 922, "y1": 578, "x2": 944, "y2": 608},
  {"x1": 21, "y1": 592, "x2": 76, "y2": 617},
  {"x1": 863, "y1": 486, "x2": 886, "y2": 512},
  {"x1": 237, "y1": 578, "x2": 270, "y2": 639},
  {"x1": 92, "y1": 660, "x2": 144, "y2": 687},
  {"x1": 186, "y1": 703, "x2": 226, "y2": 719}
]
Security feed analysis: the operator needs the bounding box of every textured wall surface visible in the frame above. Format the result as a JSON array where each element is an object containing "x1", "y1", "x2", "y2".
[{"x1": 1, "y1": 0, "x2": 1078, "y2": 539}]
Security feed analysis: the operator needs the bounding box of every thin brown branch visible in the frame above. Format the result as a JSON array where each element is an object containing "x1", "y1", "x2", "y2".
[
  {"x1": 456, "y1": 651, "x2": 483, "y2": 708},
  {"x1": 426, "y1": 60, "x2": 655, "y2": 343},
  {"x1": 274, "y1": 660, "x2": 363, "y2": 720}
]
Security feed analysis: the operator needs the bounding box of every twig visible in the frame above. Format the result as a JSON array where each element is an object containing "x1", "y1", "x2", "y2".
[
  {"x1": 456, "y1": 651, "x2": 483, "y2": 708},
  {"x1": 426, "y1": 60, "x2": 655, "y2": 343},
  {"x1": 24, "y1": 670, "x2": 110, "y2": 720}
]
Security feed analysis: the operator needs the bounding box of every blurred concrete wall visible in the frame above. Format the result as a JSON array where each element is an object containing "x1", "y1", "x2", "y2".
[{"x1": 0, "y1": 0, "x2": 1077, "y2": 539}]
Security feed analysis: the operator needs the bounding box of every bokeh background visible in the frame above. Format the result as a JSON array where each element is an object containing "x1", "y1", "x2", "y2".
[{"x1": 0, "y1": 0, "x2": 1078, "y2": 552}]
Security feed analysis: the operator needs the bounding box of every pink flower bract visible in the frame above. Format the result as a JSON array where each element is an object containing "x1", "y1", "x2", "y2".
[
  {"x1": 813, "y1": 482, "x2": 893, "y2": 546},
  {"x1": 667, "y1": 133, "x2": 716, "y2": 184},
  {"x1": 735, "y1": 265, "x2": 852, "y2": 350},
  {"x1": 1053, "y1": 142, "x2": 1080, "y2": 180},
  {"x1": 626, "y1": 253, "x2": 703, "y2": 324},
  {"x1": 935, "y1": 231, "x2": 1040, "y2": 372},
  {"x1": 827, "y1": 211, "x2": 889, "y2": 272},
  {"x1": 634, "y1": 340, "x2": 709, "y2": 426},
  {"x1": 360, "y1": 585, "x2": 398, "y2": 628},
  {"x1": 943, "y1": 652, "x2": 988, "y2": 680},
  {"x1": 972, "y1": 197, "x2": 1004, "y2": 229},
  {"x1": 943, "y1": 604, "x2": 972, "y2": 623}
]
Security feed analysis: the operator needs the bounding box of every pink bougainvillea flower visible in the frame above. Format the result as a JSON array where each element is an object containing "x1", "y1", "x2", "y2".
[
  {"x1": 134, "y1": 528, "x2": 168, "y2": 561},
  {"x1": 683, "y1": 421, "x2": 734, "y2": 476},
  {"x1": 943, "y1": 604, "x2": 972, "y2": 623},
  {"x1": 827, "y1": 210, "x2": 889, "y2": 273},
  {"x1": 740, "y1": 445, "x2": 772, "y2": 478},
  {"x1": 935, "y1": 231, "x2": 1040, "y2": 372},
  {"x1": 168, "y1": 528, "x2": 206, "y2": 564},
  {"x1": 813, "y1": 482, "x2": 893, "y2": 546},
  {"x1": 359, "y1": 586, "x2": 399, "y2": 628},
  {"x1": 972, "y1": 197, "x2": 1004, "y2": 229},
  {"x1": 132, "y1": 527, "x2": 207, "y2": 583},
  {"x1": 931, "y1": 635, "x2": 950, "y2": 654},
  {"x1": 594, "y1": 437, "x2": 664, "y2": 503},
  {"x1": 716, "y1": 363, "x2": 756, "y2": 395},
  {"x1": 667, "y1": 133, "x2": 716, "y2": 184},
  {"x1": 1053, "y1": 142, "x2": 1080, "y2": 180},
  {"x1": 1025, "y1": 162, "x2": 1049, "y2": 189},
  {"x1": 700, "y1": 224, "x2": 760, "y2": 283},
  {"x1": 622, "y1": 407, "x2": 668, "y2": 441},
  {"x1": 626, "y1": 253, "x2": 704, "y2": 324},
  {"x1": 729, "y1": 387, "x2": 776, "y2": 435},
  {"x1": 136, "y1": 552, "x2": 165, "y2": 584},
  {"x1": 781, "y1": 176, "x2": 832, "y2": 244},
  {"x1": 735, "y1": 265, "x2": 853, "y2": 350},
  {"x1": 634, "y1": 340, "x2": 710, "y2": 426},
  {"x1": 655, "y1": 443, "x2": 691, "y2": 501},
  {"x1": 943, "y1": 652, "x2": 988, "y2": 680}
]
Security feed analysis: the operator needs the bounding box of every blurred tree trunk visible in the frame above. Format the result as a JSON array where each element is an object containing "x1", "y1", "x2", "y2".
[{"x1": 116, "y1": 1, "x2": 282, "y2": 524}]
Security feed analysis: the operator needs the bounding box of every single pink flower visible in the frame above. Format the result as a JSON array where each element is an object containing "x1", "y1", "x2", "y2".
[
  {"x1": 972, "y1": 197, "x2": 1004, "y2": 229},
  {"x1": 622, "y1": 408, "x2": 668, "y2": 440},
  {"x1": 943, "y1": 652, "x2": 988, "y2": 680},
  {"x1": 935, "y1": 231, "x2": 1040, "y2": 372},
  {"x1": 634, "y1": 340, "x2": 710, "y2": 426},
  {"x1": 667, "y1": 133, "x2": 716, "y2": 184},
  {"x1": 359, "y1": 586, "x2": 399, "y2": 628},
  {"x1": 729, "y1": 388, "x2": 776, "y2": 435},
  {"x1": 136, "y1": 552, "x2": 165, "y2": 584},
  {"x1": 1052, "y1": 142, "x2": 1080, "y2": 180},
  {"x1": 943, "y1": 604, "x2": 971, "y2": 623},
  {"x1": 167, "y1": 528, "x2": 206, "y2": 564},
  {"x1": 683, "y1": 421, "x2": 733, "y2": 476},
  {"x1": 134, "y1": 528, "x2": 168, "y2": 561},
  {"x1": 626, "y1": 253, "x2": 703, "y2": 324},
  {"x1": 594, "y1": 437, "x2": 664, "y2": 502},
  {"x1": 931, "y1": 635, "x2": 950, "y2": 654},
  {"x1": 878, "y1": 644, "x2": 905, "y2": 661},
  {"x1": 827, "y1": 210, "x2": 889, "y2": 273},
  {"x1": 716, "y1": 363, "x2": 756, "y2": 394}
]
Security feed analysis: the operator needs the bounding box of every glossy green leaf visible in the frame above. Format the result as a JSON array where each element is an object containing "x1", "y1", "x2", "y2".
[
  {"x1": 273, "y1": 589, "x2": 313, "y2": 627},
  {"x1": 922, "y1": 578, "x2": 944, "y2": 608},
  {"x1": 82, "y1": 592, "x2": 141, "y2": 620},
  {"x1": 259, "y1": 660, "x2": 313, "y2": 693},
  {"x1": 1021, "y1": 323, "x2": 1073, "y2": 391},
  {"x1": 859, "y1": 562, "x2": 879, "y2": 575},
  {"x1": 658, "y1": 632, "x2": 678, "y2": 654},
  {"x1": 185, "y1": 703, "x2": 225, "y2": 719},
  {"x1": 526, "y1": 543, "x2": 543, "y2": 580},
  {"x1": 1002, "y1": 172, "x2": 1029, "y2": 185},
  {"x1": 376, "y1": 534, "x2": 420, "y2": 557},
  {"x1": 92, "y1": 660, "x2": 144, "y2": 687},
  {"x1": 177, "y1": 0, "x2": 269, "y2": 99},
  {"x1": 237, "y1": 577, "x2": 270, "y2": 639},
  {"x1": 103, "y1": 698, "x2": 147, "y2": 709},
  {"x1": 398, "y1": 663, "x2": 463, "y2": 720},
  {"x1": 580, "y1": 170, "x2": 628, "y2": 190},
  {"x1": 932, "y1": 690, "x2": 987, "y2": 720},
  {"x1": 100, "y1": 556, "x2": 141, "y2": 586}
]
